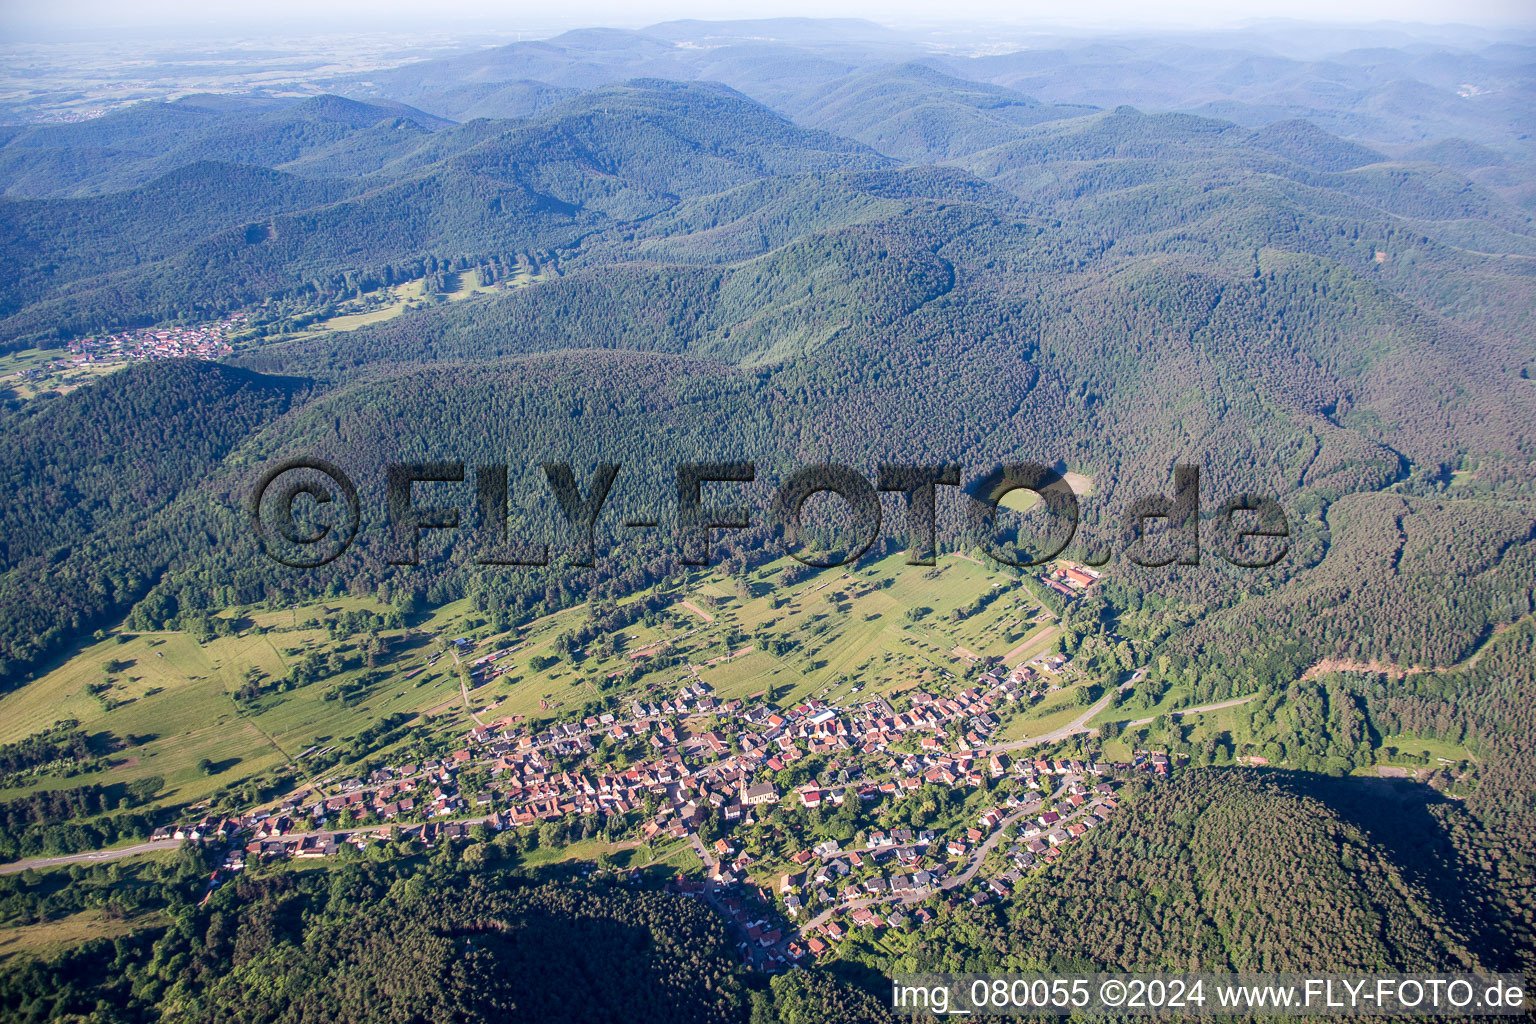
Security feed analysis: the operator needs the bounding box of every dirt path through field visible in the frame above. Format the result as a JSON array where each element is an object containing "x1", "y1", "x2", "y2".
[{"x1": 680, "y1": 600, "x2": 716, "y2": 623}]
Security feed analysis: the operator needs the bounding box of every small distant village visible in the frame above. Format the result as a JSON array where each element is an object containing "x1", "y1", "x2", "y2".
[
  {"x1": 4, "y1": 315, "x2": 247, "y2": 400},
  {"x1": 158, "y1": 616, "x2": 1175, "y2": 972},
  {"x1": 64, "y1": 314, "x2": 246, "y2": 364}
]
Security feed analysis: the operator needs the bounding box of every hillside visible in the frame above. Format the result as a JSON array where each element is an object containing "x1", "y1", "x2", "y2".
[
  {"x1": 0, "y1": 864, "x2": 751, "y2": 1023},
  {"x1": 4, "y1": 88, "x2": 1536, "y2": 690},
  {"x1": 0, "y1": 95, "x2": 451, "y2": 198},
  {"x1": 786, "y1": 63, "x2": 1092, "y2": 161},
  {"x1": 0, "y1": 362, "x2": 306, "y2": 680},
  {"x1": 904, "y1": 767, "x2": 1522, "y2": 974},
  {"x1": 0, "y1": 81, "x2": 888, "y2": 347}
]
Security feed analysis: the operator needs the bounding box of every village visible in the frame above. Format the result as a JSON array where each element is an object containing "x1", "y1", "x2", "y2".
[
  {"x1": 64, "y1": 314, "x2": 246, "y2": 364},
  {"x1": 155, "y1": 627, "x2": 1174, "y2": 973},
  {"x1": 2, "y1": 314, "x2": 249, "y2": 403}
]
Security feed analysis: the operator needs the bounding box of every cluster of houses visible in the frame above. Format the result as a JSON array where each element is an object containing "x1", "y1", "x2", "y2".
[
  {"x1": 65, "y1": 314, "x2": 246, "y2": 364},
  {"x1": 151, "y1": 627, "x2": 1177, "y2": 970},
  {"x1": 674, "y1": 752, "x2": 1171, "y2": 969}
]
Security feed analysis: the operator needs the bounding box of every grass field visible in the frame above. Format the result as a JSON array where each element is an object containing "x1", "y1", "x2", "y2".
[
  {"x1": 508, "y1": 834, "x2": 704, "y2": 875},
  {"x1": 1372, "y1": 732, "x2": 1475, "y2": 765},
  {"x1": 0, "y1": 549, "x2": 1085, "y2": 817},
  {"x1": 298, "y1": 261, "x2": 555, "y2": 337},
  {"x1": 1097, "y1": 736, "x2": 1136, "y2": 762},
  {"x1": 645, "y1": 842, "x2": 705, "y2": 876},
  {"x1": 0, "y1": 908, "x2": 167, "y2": 963},
  {"x1": 0, "y1": 358, "x2": 122, "y2": 402},
  {"x1": 1087, "y1": 684, "x2": 1194, "y2": 729},
  {"x1": 0, "y1": 628, "x2": 290, "y2": 806},
  {"x1": 0, "y1": 594, "x2": 472, "y2": 810},
  {"x1": 457, "y1": 552, "x2": 1048, "y2": 722},
  {"x1": 303, "y1": 278, "x2": 428, "y2": 333},
  {"x1": 0, "y1": 346, "x2": 67, "y2": 376},
  {"x1": 996, "y1": 688, "x2": 1094, "y2": 741},
  {"x1": 518, "y1": 836, "x2": 633, "y2": 868}
]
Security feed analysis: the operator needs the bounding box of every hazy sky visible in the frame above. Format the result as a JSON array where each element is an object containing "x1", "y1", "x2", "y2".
[{"x1": 4, "y1": 0, "x2": 1533, "y2": 36}]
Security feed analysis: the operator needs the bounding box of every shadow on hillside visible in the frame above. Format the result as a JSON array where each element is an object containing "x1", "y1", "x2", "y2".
[{"x1": 1237, "y1": 767, "x2": 1515, "y2": 970}]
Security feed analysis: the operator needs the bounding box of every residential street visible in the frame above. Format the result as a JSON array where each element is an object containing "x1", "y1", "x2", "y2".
[
  {"x1": 795, "y1": 778, "x2": 1077, "y2": 934},
  {"x1": 0, "y1": 814, "x2": 498, "y2": 876},
  {"x1": 983, "y1": 669, "x2": 1146, "y2": 753},
  {"x1": 1123, "y1": 694, "x2": 1256, "y2": 727}
]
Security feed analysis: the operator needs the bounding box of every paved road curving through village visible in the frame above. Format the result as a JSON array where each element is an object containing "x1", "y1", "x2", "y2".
[{"x1": 982, "y1": 669, "x2": 1145, "y2": 753}]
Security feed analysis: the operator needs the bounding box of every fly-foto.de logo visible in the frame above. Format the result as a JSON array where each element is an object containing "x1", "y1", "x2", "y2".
[{"x1": 248, "y1": 459, "x2": 1289, "y2": 571}]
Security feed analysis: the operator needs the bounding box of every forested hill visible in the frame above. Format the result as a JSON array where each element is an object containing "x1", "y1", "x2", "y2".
[
  {"x1": 0, "y1": 861, "x2": 754, "y2": 1023},
  {"x1": 5, "y1": 81, "x2": 1532, "y2": 351},
  {"x1": 0, "y1": 362, "x2": 305, "y2": 676},
  {"x1": 1, "y1": 69, "x2": 1535, "y2": 693},
  {"x1": 329, "y1": 21, "x2": 1536, "y2": 159},
  {"x1": 784, "y1": 64, "x2": 1096, "y2": 161},
  {"x1": 0, "y1": 94, "x2": 451, "y2": 198},
  {"x1": 905, "y1": 766, "x2": 1528, "y2": 975},
  {"x1": 0, "y1": 81, "x2": 889, "y2": 346}
]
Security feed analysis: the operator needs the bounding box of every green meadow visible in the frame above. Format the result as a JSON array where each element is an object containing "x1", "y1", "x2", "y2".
[{"x1": 0, "y1": 551, "x2": 1083, "y2": 820}]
